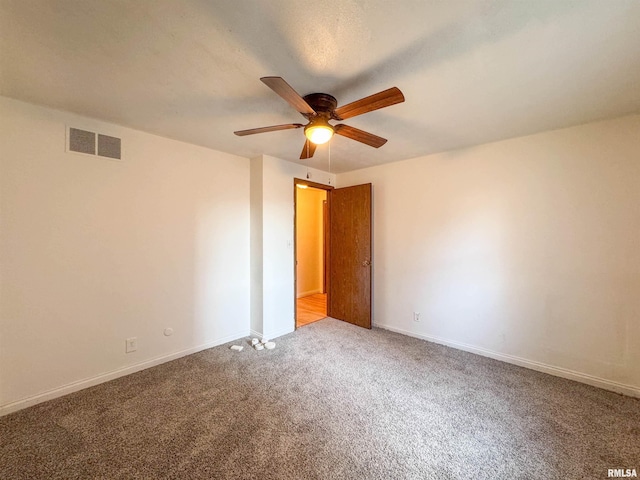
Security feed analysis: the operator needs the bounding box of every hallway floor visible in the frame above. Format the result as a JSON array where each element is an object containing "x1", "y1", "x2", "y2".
[{"x1": 296, "y1": 293, "x2": 327, "y2": 327}]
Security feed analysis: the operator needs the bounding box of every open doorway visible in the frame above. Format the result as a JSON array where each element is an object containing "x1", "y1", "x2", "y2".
[
  {"x1": 295, "y1": 181, "x2": 328, "y2": 328},
  {"x1": 294, "y1": 179, "x2": 372, "y2": 330}
]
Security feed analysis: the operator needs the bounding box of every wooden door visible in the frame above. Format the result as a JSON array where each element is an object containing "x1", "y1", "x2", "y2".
[{"x1": 328, "y1": 183, "x2": 372, "y2": 329}]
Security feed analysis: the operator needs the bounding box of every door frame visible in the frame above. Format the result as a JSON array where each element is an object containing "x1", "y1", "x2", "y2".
[{"x1": 293, "y1": 178, "x2": 334, "y2": 329}]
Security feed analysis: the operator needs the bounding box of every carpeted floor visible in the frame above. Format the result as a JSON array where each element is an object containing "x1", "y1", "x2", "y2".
[{"x1": 1, "y1": 319, "x2": 638, "y2": 479}]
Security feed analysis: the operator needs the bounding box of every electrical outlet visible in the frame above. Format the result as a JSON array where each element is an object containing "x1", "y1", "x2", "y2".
[
  {"x1": 125, "y1": 337, "x2": 137, "y2": 353},
  {"x1": 413, "y1": 312, "x2": 420, "y2": 322}
]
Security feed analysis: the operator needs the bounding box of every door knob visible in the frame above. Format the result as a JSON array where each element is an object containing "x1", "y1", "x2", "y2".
[{"x1": 362, "y1": 259, "x2": 371, "y2": 267}]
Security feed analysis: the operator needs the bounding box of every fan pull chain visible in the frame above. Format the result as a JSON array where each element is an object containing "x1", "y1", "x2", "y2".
[{"x1": 328, "y1": 142, "x2": 331, "y2": 185}]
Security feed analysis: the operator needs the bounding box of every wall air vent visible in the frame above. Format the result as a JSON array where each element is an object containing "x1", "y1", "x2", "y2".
[
  {"x1": 98, "y1": 134, "x2": 121, "y2": 159},
  {"x1": 67, "y1": 127, "x2": 122, "y2": 160},
  {"x1": 69, "y1": 128, "x2": 96, "y2": 155}
]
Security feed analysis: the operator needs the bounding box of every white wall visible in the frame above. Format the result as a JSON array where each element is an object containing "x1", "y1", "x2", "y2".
[
  {"x1": 337, "y1": 115, "x2": 640, "y2": 396},
  {"x1": 250, "y1": 155, "x2": 334, "y2": 340},
  {"x1": 249, "y1": 156, "x2": 264, "y2": 336},
  {"x1": 4, "y1": 94, "x2": 635, "y2": 415},
  {"x1": 0, "y1": 97, "x2": 250, "y2": 414}
]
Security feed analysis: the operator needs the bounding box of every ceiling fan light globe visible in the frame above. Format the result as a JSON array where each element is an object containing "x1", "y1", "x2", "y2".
[{"x1": 305, "y1": 125, "x2": 333, "y2": 145}]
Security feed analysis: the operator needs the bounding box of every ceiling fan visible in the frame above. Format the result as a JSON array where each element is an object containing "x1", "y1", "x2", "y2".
[{"x1": 234, "y1": 77, "x2": 405, "y2": 159}]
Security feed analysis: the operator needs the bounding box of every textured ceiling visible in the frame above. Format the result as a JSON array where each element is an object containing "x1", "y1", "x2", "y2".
[{"x1": 2, "y1": 0, "x2": 639, "y2": 173}]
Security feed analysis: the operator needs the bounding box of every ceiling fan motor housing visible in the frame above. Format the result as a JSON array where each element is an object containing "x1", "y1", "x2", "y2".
[{"x1": 302, "y1": 93, "x2": 338, "y2": 119}]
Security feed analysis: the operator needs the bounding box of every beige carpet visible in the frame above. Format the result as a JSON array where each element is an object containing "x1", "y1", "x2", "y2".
[{"x1": 1, "y1": 318, "x2": 638, "y2": 479}]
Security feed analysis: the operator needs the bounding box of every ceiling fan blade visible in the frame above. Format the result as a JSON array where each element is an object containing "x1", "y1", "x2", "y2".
[
  {"x1": 234, "y1": 123, "x2": 304, "y2": 136},
  {"x1": 333, "y1": 87, "x2": 404, "y2": 120},
  {"x1": 261, "y1": 77, "x2": 316, "y2": 116},
  {"x1": 299, "y1": 139, "x2": 318, "y2": 159},
  {"x1": 334, "y1": 124, "x2": 387, "y2": 148}
]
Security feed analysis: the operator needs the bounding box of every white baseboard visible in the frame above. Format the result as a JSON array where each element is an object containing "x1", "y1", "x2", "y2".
[
  {"x1": 0, "y1": 329, "x2": 249, "y2": 417},
  {"x1": 297, "y1": 289, "x2": 322, "y2": 299},
  {"x1": 249, "y1": 328, "x2": 262, "y2": 339},
  {"x1": 375, "y1": 323, "x2": 640, "y2": 399},
  {"x1": 264, "y1": 325, "x2": 295, "y2": 341},
  {"x1": 250, "y1": 327, "x2": 293, "y2": 342}
]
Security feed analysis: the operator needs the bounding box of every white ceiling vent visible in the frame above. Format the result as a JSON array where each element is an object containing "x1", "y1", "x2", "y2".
[{"x1": 68, "y1": 127, "x2": 121, "y2": 160}]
